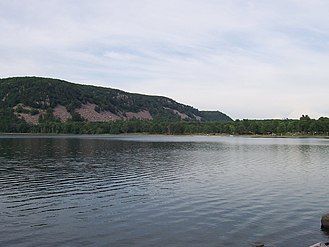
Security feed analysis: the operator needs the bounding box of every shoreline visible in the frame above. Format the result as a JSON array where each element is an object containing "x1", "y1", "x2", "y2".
[{"x1": 0, "y1": 132, "x2": 328, "y2": 139}]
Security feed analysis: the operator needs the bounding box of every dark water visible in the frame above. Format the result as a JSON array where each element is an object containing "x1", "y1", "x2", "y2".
[{"x1": 1, "y1": 135, "x2": 329, "y2": 247}]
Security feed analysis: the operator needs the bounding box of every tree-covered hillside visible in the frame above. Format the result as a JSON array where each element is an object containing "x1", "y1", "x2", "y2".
[{"x1": 0, "y1": 76, "x2": 232, "y2": 128}]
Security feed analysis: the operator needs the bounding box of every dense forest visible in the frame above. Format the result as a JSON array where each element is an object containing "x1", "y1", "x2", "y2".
[{"x1": 0, "y1": 113, "x2": 328, "y2": 136}]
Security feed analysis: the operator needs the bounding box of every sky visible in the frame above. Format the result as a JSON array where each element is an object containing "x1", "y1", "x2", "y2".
[{"x1": 0, "y1": 0, "x2": 328, "y2": 119}]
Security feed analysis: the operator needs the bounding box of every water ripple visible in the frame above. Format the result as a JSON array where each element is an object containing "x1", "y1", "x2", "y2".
[{"x1": 0, "y1": 135, "x2": 329, "y2": 246}]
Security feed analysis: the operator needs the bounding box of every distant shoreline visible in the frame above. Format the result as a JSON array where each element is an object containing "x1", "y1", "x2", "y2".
[{"x1": 0, "y1": 132, "x2": 328, "y2": 139}]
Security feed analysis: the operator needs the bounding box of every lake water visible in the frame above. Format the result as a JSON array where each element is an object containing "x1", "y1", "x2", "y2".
[{"x1": 1, "y1": 135, "x2": 329, "y2": 247}]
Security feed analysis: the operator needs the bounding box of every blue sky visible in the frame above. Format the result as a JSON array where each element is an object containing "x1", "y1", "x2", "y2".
[{"x1": 1, "y1": 0, "x2": 328, "y2": 119}]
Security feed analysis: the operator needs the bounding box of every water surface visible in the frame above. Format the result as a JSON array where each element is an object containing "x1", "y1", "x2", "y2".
[{"x1": 1, "y1": 135, "x2": 329, "y2": 246}]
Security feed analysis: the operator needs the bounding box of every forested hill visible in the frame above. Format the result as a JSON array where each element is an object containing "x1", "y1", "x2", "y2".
[{"x1": 0, "y1": 77, "x2": 232, "y2": 126}]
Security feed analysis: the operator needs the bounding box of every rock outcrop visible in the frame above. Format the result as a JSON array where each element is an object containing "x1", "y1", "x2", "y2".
[
  {"x1": 321, "y1": 213, "x2": 329, "y2": 229},
  {"x1": 53, "y1": 105, "x2": 72, "y2": 122},
  {"x1": 75, "y1": 103, "x2": 121, "y2": 122}
]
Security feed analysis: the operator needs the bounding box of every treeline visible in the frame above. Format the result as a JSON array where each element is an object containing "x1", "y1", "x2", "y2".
[{"x1": 1, "y1": 115, "x2": 329, "y2": 136}]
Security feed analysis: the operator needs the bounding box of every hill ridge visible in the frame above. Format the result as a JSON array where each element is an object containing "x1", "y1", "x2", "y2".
[{"x1": 0, "y1": 76, "x2": 232, "y2": 125}]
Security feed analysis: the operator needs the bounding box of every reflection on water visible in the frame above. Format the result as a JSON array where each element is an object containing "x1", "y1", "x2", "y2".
[{"x1": 0, "y1": 135, "x2": 329, "y2": 247}]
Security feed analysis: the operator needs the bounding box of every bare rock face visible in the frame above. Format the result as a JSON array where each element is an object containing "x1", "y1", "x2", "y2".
[
  {"x1": 75, "y1": 103, "x2": 121, "y2": 122},
  {"x1": 13, "y1": 104, "x2": 45, "y2": 125},
  {"x1": 164, "y1": 107, "x2": 190, "y2": 120},
  {"x1": 16, "y1": 113, "x2": 41, "y2": 125},
  {"x1": 321, "y1": 214, "x2": 329, "y2": 229},
  {"x1": 125, "y1": 110, "x2": 153, "y2": 120},
  {"x1": 53, "y1": 105, "x2": 72, "y2": 122}
]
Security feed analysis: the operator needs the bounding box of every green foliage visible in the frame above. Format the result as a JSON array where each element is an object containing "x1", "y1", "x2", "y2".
[
  {"x1": 30, "y1": 109, "x2": 40, "y2": 116},
  {"x1": 39, "y1": 108, "x2": 59, "y2": 123},
  {"x1": 199, "y1": 111, "x2": 232, "y2": 122},
  {"x1": 0, "y1": 107, "x2": 30, "y2": 133},
  {"x1": 0, "y1": 117, "x2": 328, "y2": 136}
]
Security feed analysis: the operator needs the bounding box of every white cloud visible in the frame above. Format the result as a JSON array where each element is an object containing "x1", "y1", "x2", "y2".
[{"x1": 0, "y1": 0, "x2": 329, "y2": 119}]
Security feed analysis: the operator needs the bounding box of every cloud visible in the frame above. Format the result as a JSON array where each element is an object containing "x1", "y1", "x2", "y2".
[{"x1": 0, "y1": 0, "x2": 329, "y2": 119}]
